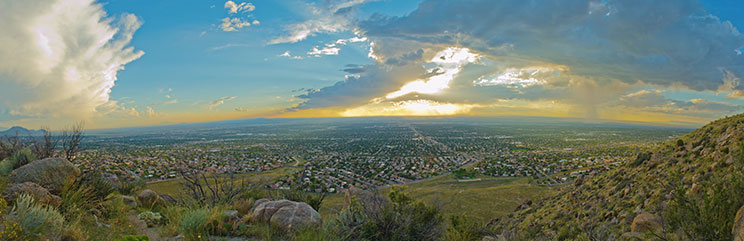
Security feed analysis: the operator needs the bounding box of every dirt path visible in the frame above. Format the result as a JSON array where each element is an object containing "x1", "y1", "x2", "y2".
[{"x1": 127, "y1": 211, "x2": 164, "y2": 241}]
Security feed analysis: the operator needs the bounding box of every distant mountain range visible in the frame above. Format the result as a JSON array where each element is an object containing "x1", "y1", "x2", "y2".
[{"x1": 0, "y1": 126, "x2": 46, "y2": 136}]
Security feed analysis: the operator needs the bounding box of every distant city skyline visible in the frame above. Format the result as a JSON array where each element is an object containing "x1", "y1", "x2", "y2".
[{"x1": 1, "y1": 0, "x2": 743, "y2": 129}]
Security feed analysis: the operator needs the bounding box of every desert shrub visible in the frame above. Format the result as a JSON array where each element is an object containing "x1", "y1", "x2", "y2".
[
  {"x1": 665, "y1": 166, "x2": 744, "y2": 241},
  {"x1": 160, "y1": 205, "x2": 185, "y2": 237},
  {"x1": 79, "y1": 171, "x2": 116, "y2": 200},
  {"x1": 233, "y1": 198, "x2": 255, "y2": 216},
  {"x1": 178, "y1": 170, "x2": 255, "y2": 206},
  {"x1": 179, "y1": 208, "x2": 211, "y2": 241},
  {"x1": 243, "y1": 221, "x2": 286, "y2": 240},
  {"x1": 99, "y1": 197, "x2": 130, "y2": 220},
  {"x1": 444, "y1": 215, "x2": 485, "y2": 241},
  {"x1": 59, "y1": 183, "x2": 98, "y2": 219},
  {"x1": 452, "y1": 168, "x2": 477, "y2": 179},
  {"x1": 331, "y1": 202, "x2": 369, "y2": 240},
  {"x1": 118, "y1": 235, "x2": 150, "y2": 241},
  {"x1": 116, "y1": 179, "x2": 145, "y2": 195},
  {"x1": 0, "y1": 220, "x2": 23, "y2": 241},
  {"x1": 676, "y1": 139, "x2": 685, "y2": 147},
  {"x1": 205, "y1": 207, "x2": 251, "y2": 237},
  {"x1": 0, "y1": 158, "x2": 16, "y2": 175},
  {"x1": 293, "y1": 223, "x2": 339, "y2": 241},
  {"x1": 272, "y1": 189, "x2": 326, "y2": 210},
  {"x1": 7, "y1": 194, "x2": 64, "y2": 240},
  {"x1": 139, "y1": 211, "x2": 164, "y2": 227},
  {"x1": 8, "y1": 148, "x2": 36, "y2": 169},
  {"x1": 334, "y1": 186, "x2": 443, "y2": 241}
]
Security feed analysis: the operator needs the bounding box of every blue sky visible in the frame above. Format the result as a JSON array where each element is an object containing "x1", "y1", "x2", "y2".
[{"x1": 0, "y1": 0, "x2": 742, "y2": 129}]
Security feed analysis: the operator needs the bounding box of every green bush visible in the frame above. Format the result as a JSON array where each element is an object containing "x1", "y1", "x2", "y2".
[
  {"x1": 7, "y1": 194, "x2": 65, "y2": 240},
  {"x1": 179, "y1": 208, "x2": 211, "y2": 240},
  {"x1": 58, "y1": 182, "x2": 98, "y2": 219},
  {"x1": 293, "y1": 223, "x2": 339, "y2": 241},
  {"x1": 118, "y1": 235, "x2": 150, "y2": 241},
  {"x1": 334, "y1": 186, "x2": 444, "y2": 241},
  {"x1": 116, "y1": 179, "x2": 145, "y2": 195},
  {"x1": 79, "y1": 171, "x2": 116, "y2": 200},
  {"x1": 444, "y1": 215, "x2": 484, "y2": 241},
  {"x1": 138, "y1": 211, "x2": 164, "y2": 227},
  {"x1": 665, "y1": 165, "x2": 744, "y2": 241},
  {"x1": 9, "y1": 148, "x2": 37, "y2": 169},
  {"x1": 0, "y1": 158, "x2": 15, "y2": 175},
  {"x1": 99, "y1": 197, "x2": 130, "y2": 220}
]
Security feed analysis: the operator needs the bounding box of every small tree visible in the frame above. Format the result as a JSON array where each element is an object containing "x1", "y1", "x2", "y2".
[
  {"x1": 32, "y1": 126, "x2": 58, "y2": 159},
  {"x1": 61, "y1": 122, "x2": 85, "y2": 161}
]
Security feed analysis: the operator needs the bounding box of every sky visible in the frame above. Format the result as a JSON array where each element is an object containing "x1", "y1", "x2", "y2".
[{"x1": 0, "y1": 0, "x2": 743, "y2": 130}]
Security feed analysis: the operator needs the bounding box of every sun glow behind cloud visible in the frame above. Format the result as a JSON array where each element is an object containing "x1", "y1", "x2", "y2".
[
  {"x1": 342, "y1": 99, "x2": 477, "y2": 117},
  {"x1": 385, "y1": 47, "x2": 480, "y2": 99}
]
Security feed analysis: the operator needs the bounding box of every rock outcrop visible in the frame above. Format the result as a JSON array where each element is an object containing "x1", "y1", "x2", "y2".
[
  {"x1": 251, "y1": 199, "x2": 321, "y2": 230},
  {"x1": 8, "y1": 158, "x2": 81, "y2": 194},
  {"x1": 630, "y1": 212, "x2": 662, "y2": 233},
  {"x1": 733, "y1": 205, "x2": 744, "y2": 241},
  {"x1": 137, "y1": 189, "x2": 159, "y2": 207},
  {"x1": 3, "y1": 182, "x2": 62, "y2": 207}
]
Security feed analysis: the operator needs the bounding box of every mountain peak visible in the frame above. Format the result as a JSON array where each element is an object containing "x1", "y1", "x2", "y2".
[{"x1": 0, "y1": 126, "x2": 46, "y2": 136}]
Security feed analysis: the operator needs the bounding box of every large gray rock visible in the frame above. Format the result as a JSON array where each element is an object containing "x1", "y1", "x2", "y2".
[
  {"x1": 630, "y1": 212, "x2": 662, "y2": 233},
  {"x1": 137, "y1": 189, "x2": 159, "y2": 207},
  {"x1": 8, "y1": 158, "x2": 81, "y2": 194},
  {"x1": 733, "y1": 205, "x2": 744, "y2": 241},
  {"x1": 3, "y1": 182, "x2": 62, "y2": 207},
  {"x1": 119, "y1": 195, "x2": 137, "y2": 207},
  {"x1": 251, "y1": 199, "x2": 321, "y2": 230}
]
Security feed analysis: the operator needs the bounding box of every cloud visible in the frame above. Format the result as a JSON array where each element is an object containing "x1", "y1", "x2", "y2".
[
  {"x1": 224, "y1": 1, "x2": 255, "y2": 14},
  {"x1": 616, "y1": 89, "x2": 741, "y2": 115},
  {"x1": 269, "y1": 0, "x2": 374, "y2": 44},
  {"x1": 0, "y1": 0, "x2": 144, "y2": 119},
  {"x1": 207, "y1": 96, "x2": 237, "y2": 109},
  {"x1": 279, "y1": 51, "x2": 303, "y2": 59},
  {"x1": 360, "y1": 0, "x2": 744, "y2": 92},
  {"x1": 304, "y1": 36, "x2": 368, "y2": 57},
  {"x1": 220, "y1": 17, "x2": 258, "y2": 32},
  {"x1": 308, "y1": 46, "x2": 341, "y2": 56},
  {"x1": 219, "y1": 1, "x2": 259, "y2": 32},
  {"x1": 294, "y1": 0, "x2": 744, "y2": 121}
]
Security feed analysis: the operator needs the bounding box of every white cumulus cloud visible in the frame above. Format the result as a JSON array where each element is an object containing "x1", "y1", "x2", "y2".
[
  {"x1": 0, "y1": 0, "x2": 144, "y2": 119},
  {"x1": 224, "y1": 1, "x2": 255, "y2": 14}
]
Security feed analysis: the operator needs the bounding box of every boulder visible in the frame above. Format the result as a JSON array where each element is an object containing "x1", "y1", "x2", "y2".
[
  {"x1": 223, "y1": 210, "x2": 239, "y2": 221},
  {"x1": 137, "y1": 189, "x2": 159, "y2": 207},
  {"x1": 3, "y1": 182, "x2": 62, "y2": 207},
  {"x1": 8, "y1": 158, "x2": 81, "y2": 194},
  {"x1": 119, "y1": 195, "x2": 137, "y2": 207},
  {"x1": 158, "y1": 194, "x2": 176, "y2": 205},
  {"x1": 733, "y1": 205, "x2": 744, "y2": 241},
  {"x1": 630, "y1": 212, "x2": 662, "y2": 233},
  {"x1": 251, "y1": 199, "x2": 321, "y2": 230}
]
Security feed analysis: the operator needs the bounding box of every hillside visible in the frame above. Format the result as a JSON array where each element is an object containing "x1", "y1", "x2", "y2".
[{"x1": 491, "y1": 114, "x2": 744, "y2": 240}]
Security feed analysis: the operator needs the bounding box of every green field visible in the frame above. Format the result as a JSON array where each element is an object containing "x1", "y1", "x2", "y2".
[
  {"x1": 148, "y1": 167, "x2": 557, "y2": 223},
  {"x1": 146, "y1": 166, "x2": 298, "y2": 197},
  {"x1": 320, "y1": 175, "x2": 557, "y2": 223}
]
